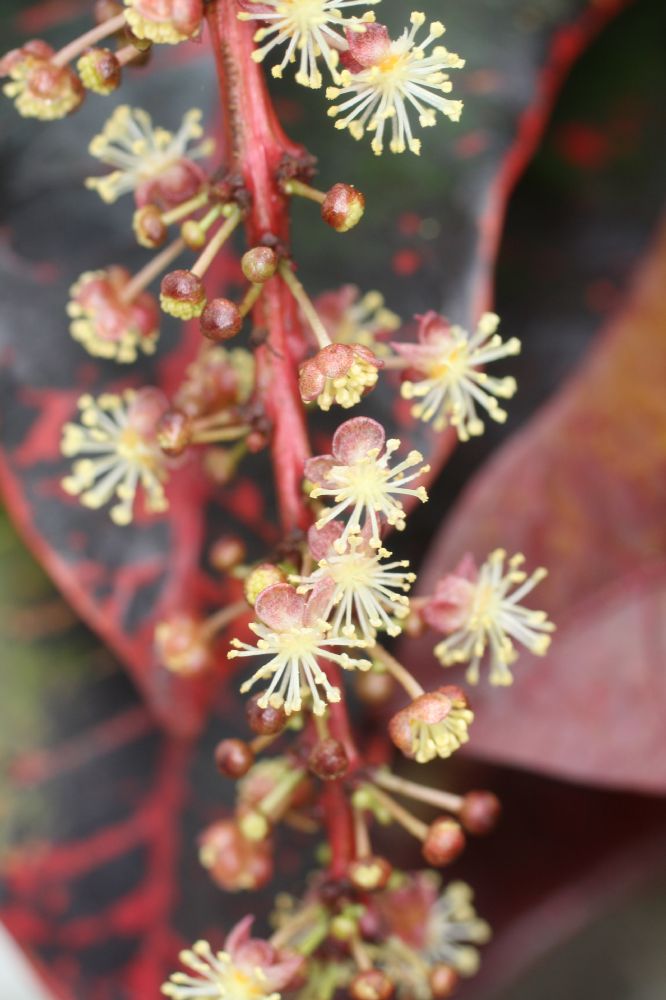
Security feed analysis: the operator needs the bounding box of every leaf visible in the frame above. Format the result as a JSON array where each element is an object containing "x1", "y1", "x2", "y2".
[{"x1": 0, "y1": 0, "x2": 629, "y2": 733}]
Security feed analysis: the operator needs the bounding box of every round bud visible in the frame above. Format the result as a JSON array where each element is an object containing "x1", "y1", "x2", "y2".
[
  {"x1": 133, "y1": 204, "x2": 167, "y2": 249},
  {"x1": 321, "y1": 182, "x2": 365, "y2": 233},
  {"x1": 157, "y1": 410, "x2": 192, "y2": 456},
  {"x1": 77, "y1": 47, "x2": 121, "y2": 95},
  {"x1": 198, "y1": 818, "x2": 273, "y2": 892},
  {"x1": 349, "y1": 969, "x2": 394, "y2": 1000},
  {"x1": 330, "y1": 914, "x2": 357, "y2": 942},
  {"x1": 210, "y1": 535, "x2": 246, "y2": 573},
  {"x1": 460, "y1": 791, "x2": 501, "y2": 836},
  {"x1": 348, "y1": 855, "x2": 392, "y2": 892},
  {"x1": 422, "y1": 818, "x2": 466, "y2": 867},
  {"x1": 238, "y1": 808, "x2": 270, "y2": 842},
  {"x1": 160, "y1": 269, "x2": 206, "y2": 319},
  {"x1": 241, "y1": 246, "x2": 278, "y2": 283},
  {"x1": 355, "y1": 668, "x2": 394, "y2": 707},
  {"x1": 200, "y1": 297, "x2": 243, "y2": 342},
  {"x1": 94, "y1": 0, "x2": 123, "y2": 23},
  {"x1": 307, "y1": 738, "x2": 349, "y2": 780},
  {"x1": 244, "y1": 563, "x2": 286, "y2": 606},
  {"x1": 181, "y1": 218, "x2": 208, "y2": 250},
  {"x1": 215, "y1": 738, "x2": 254, "y2": 778},
  {"x1": 246, "y1": 694, "x2": 287, "y2": 735},
  {"x1": 429, "y1": 965, "x2": 460, "y2": 999}
]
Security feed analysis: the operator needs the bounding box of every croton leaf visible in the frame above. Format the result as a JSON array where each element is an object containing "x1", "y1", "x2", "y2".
[{"x1": 0, "y1": 0, "x2": 629, "y2": 734}]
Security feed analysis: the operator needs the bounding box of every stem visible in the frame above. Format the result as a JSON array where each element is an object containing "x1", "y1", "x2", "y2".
[
  {"x1": 353, "y1": 806, "x2": 372, "y2": 858},
  {"x1": 362, "y1": 783, "x2": 428, "y2": 841},
  {"x1": 279, "y1": 260, "x2": 331, "y2": 350},
  {"x1": 53, "y1": 13, "x2": 126, "y2": 66},
  {"x1": 239, "y1": 281, "x2": 263, "y2": 318},
  {"x1": 201, "y1": 599, "x2": 248, "y2": 640},
  {"x1": 372, "y1": 769, "x2": 463, "y2": 814},
  {"x1": 161, "y1": 189, "x2": 211, "y2": 226},
  {"x1": 283, "y1": 178, "x2": 326, "y2": 205},
  {"x1": 121, "y1": 237, "x2": 185, "y2": 302},
  {"x1": 116, "y1": 43, "x2": 143, "y2": 68},
  {"x1": 372, "y1": 643, "x2": 424, "y2": 700},
  {"x1": 191, "y1": 206, "x2": 241, "y2": 278}
]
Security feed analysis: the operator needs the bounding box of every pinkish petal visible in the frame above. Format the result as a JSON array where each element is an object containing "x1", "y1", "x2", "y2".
[
  {"x1": 345, "y1": 22, "x2": 391, "y2": 68},
  {"x1": 304, "y1": 454, "x2": 336, "y2": 487},
  {"x1": 255, "y1": 583, "x2": 306, "y2": 631},
  {"x1": 422, "y1": 574, "x2": 476, "y2": 633},
  {"x1": 453, "y1": 553, "x2": 479, "y2": 582},
  {"x1": 298, "y1": 359, "x2": 326, "y2": 403},
  {"x1": 315, "y1": 343, "x2": 354, "y2": 378},
  {"x1": 416, "y1": 310, "x2": 453, "y2": 345},
  {"x1": 223, "y1": 914, "x2": 254, "y2": 956},
  {"x1": 304, "y1": 577, "x2": 336, "y2": 626},
  {"x1": 307, "y1": 521, "x2": 344, "y2": 561},
  {"x1": 264, "y1": 952, "x2": 306, "y2": 992},
  {"x1": 332, "y1": 416, "x2": 385, "y2": 464}
]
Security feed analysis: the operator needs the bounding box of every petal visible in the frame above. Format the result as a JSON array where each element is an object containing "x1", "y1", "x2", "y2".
[
  {"x1": 332, "y1": 416, "x2": 385, "y2": 464},
  {"x1": 307, "y1": 521, "x2": 344, "y2": 561},
  {"x1": 422, "y1": 575, "x2": 476, "y2": 633},
  {"x1": 316, "y1": 343, "x2": 354, "y2": 378},
  {"x1": 298, "y1": 359, "x2": 326, "y2": 402},
  {"x1": 255, "y1": 583, "x2": 306, "y2": 631},
  {"x1": 416, "y1": 310, "x2": 453, "y2": 345},
  {"x1": 304, "y1": 454, "x2": 336, "y2": 487},
  {"x1": 304, "y1": 577, "x2": 336, "y2": 626},
  {"x1": 345, "y1": 23, "x2": 391, "y2": 69},
  {"x1": 223, "y1": 914, "x2": 254, "y2": 956}
]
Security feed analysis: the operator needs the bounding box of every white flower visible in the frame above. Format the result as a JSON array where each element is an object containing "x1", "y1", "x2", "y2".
[
  {"x1": 428, "y1": 550, "x2": 555, "y2": 685},
  {"x1": 327, "y1": 12, "x2": 464, "y2": 155},
  {"x1": 60, "y1": 389, "x2": 169, "y2": 525},
  {"x1": 229, "y1": 583, "x2": 372, "y2": 716},
  {"x1": 305, "y1": 416, "x2": 429, "y2": 548},
  {"x1": 85, "y1": 105, "x2": 214, "y2": 203},
  {"x1": 292, "y1": 522, "x2": 415, "y2": 639},
  {"x1": 392, "y1": 312, "x2": 520, "y2": 440},
  {"x1": 424, "y1": 881, "x2": 492, "y2": 975},
  {"x1": 239, "y1": 0, "x2": 379, "y2": 89}
]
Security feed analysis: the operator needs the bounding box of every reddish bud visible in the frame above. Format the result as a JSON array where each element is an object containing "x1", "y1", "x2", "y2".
[
  {"x1": 460, "y1": 791, "x2": 501, "y2": 836},
  {"x1": 429, "y1": 965, "x2": 460, "y2": 999},
  {"x1": 157, "y1": 410, "x2": 192, "y2": 456},
  {"x1": 307, "y1": 738, "x2": 349, "y2": 780},
  {"x1": 133, "y1": 204, "x2": 167, "y2": 248},
  {"x1": 210, "y1": 535, "x2": 246, "y2": 572},
  {"x1": 160, "y1": 269, "x2": 206, "y2": 319},
  {"x1": 246, "y1": 429, "x2": 269, "y2": 453},
  {"x1": 200, "y1": 297, "x2": 243, "y2": 341},
  {"x1": 350, "y1": 969, "x2": 394, "y2": 1000},
  {"x1": 199, "y1": 818, "x2": 273, "y2": 892},
  {"x1": 181, "y1": 218, "x2": 208, "y2": 250},
  {"x1": 422, "y1": 818, "x2": 466, "y2": 867},
  {"x1": 348, "y1": 855, "x2": 393, "y2": 891},
  {"x1": 321, "y1": 182, "x2": 365, "y2": 232},
  {"x1": 77, "y1": 48, "x2": 121, "y2": 95},
  {"x1": 215, "y1": 738, "x2": 254, "y2": 778},
  {"x1": 154, "y1": 612, "x2": 210, "y2": 676},
  {"x1": 246, "y1": 694, "x2": 287, "y2": 736},
  {"x1": 241, "y1": 246, "x2": 279, "y2": 283}
]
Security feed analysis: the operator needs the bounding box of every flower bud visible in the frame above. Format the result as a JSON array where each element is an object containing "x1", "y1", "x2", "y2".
[
  {"x1": 181, "y1": 218, "x2": 208, "y2": 250},
  {"x1": 348, "y1": 855, "x2": 392, "y2": 892},
  {"x1": 349, "y1": 969, "x2": 394, "y2": 1000},
  {"x1": 422, "y1": 818, "x2": 466, "y2": 867},
  {"x1": 160, "y1": 269, "x2": 206, "y2": 319},
  {"x1": 77, "y1": 48, "x2": 121, "y2": 94},
  {"x1": 210, "y1": 535, "x2": 246, "y2": 572},
  {"x1": 154, "y1": 612, "x2": 210, "y2": 676},
  {"x1": 355, "y1": 669, "x2": 394, "y2": 706},
  {"x1": 330, "y1": 914, "x2": 357, "y2": 942},
  {"x1": 157, "y1": 410, "x2": 192, "y2": 456},
  {"x1": 389, "y1": 686, "x2": 472, "y2": 764},
  {"x1": 215, "y1": 738, "x2": 254, "y2": 778},
  {"x1": 238, "y1": 808, "x2": 271, "y2": 842},
  {"x1": 200, "y1": 297, "x2": 243, "y2": 341},
  {"x1": 124, "y1": 0, "x2": 203, "y2": 44},
  {"x1": 246, "y1": 694, "x2": 287, "y2": 735},
  {"x1": 198, "y1": 818, "x2": 273, "y2": 891},
  {"x1": 133, "y1": 204, "x2": 167, "y2": 248},
  {"x1": 244, "y1": 563, "x2": 286, "y2": 606},
  {"x1": 307, "y1": 738, "x2": 348, "y2": 780},
  {"x1": 460, "y1": 791, "x2": 501, "y2": 836},
  {"x1": 94, "y1": 0, "x2": 124, "y2": 22},
  {"x1": 429, "y1": 965, "x2": 460, "y2": 999},
  {"x1": 241, "y1": 246, "x2": 279, "y2": 283},
  {"x1": 321, "y1": 182, "x2": 366, "y2": 233},
  {"x1": 299, "y1": 343, "x2": 381, "y2": 411}
]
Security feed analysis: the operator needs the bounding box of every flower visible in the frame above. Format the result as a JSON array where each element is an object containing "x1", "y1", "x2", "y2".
[
  {"x1": 238, "y1": 0, "x2": 379, "y2": 89},
  {"x1": 291, "y1": 521, "x2": 414, "y2": 639},
  {"x1": 174, "y1": 345, "x2": 255, "y2": 419},
  {"x1": 125, "y1": 0, "x2": 204, "y2": 45},
  {"x1": 61, "y1": 388, "x2": 170, "y2": 525},
  {"x1": 298, "y1": 342, "x2": 382, "y2": 411},
  {"x1": 427, "y1": 550, "x2": 555, "y2": 685},
  {"x1": 85, "y1": 105, "x2": 213, "y2": 205},
  {"x1": 305, "y1": 416, "x2": 429, "y2": 548},
  {"x1": 0, "y1": 40, "x2": 83, "y2": 120},
  {"x1": 388, "y1": 685, "x2": 473, "y2": 763},
  {"x1": 199, "y1": 819, "x2": 274, "y2": 892},
  {"x1": 229, "y1": 582, "x2": 372, "y2": 716},
  {"x1": 314, "y1": 285, "x2": 400, "y2": 358},
  {"x1": 392, "y1": 312, "x2": 520, "y2": 440},
  {"x1": 327, "y1": 13, "x2": 464, "y2": 155},
  {"x1": 67, "y1": 266, "x2": 160, "y2": 363},
  {"x1": 155, "y1": 612, "x2": 212, "y2": 676},
  {"x1": 162, "y1": 916, "x2": 302, "y2": 999}
]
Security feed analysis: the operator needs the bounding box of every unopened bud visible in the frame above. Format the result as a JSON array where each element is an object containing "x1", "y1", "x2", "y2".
[
  {"x1": 348, "y1": 855, "x2": 392, "y2": 891},
  {"x1": 321, "y1": 182, "x2": 365, "y2": 233},
  {"x1": 200, "y1": 297, "x2": 243, "y2": 341},
  {"x1": 215, "y1": 738, "x2": 254, "y2": 778},
  {"x1": 308, "y1": 738, "x2": 348, "y2": 780},
  {"x1": 330, "y1": 914, "x2": 357, "y2": 942},
  {"x1": 77, "y1": 48, "x2": 121, "y2": 94},
  {"x1": 244, "y1": 564, "x2": 286, "y2": 606},
  {"x1": 157, "y1": 410, "x2": 192, "y2": 456},
  {"x1": 133, "y1": 204, "x2": 167, "y2": 248},
  {"x1": 94, "y1": 0, "x2": 123, "y2": 23},
  {"x1": 238, "y1": 808, "x2": 270, "y2": 842},
  {"x1": 241, "y1": 246, "x2": 279, "y2": 283},
  {"x1": 422, "y1": 818, "x2": 466, "y2": 867},
  {"x1": 349, "y1": 969, "x2": 394, "y2": 1000},
  {"x1": 210, "y1": 535, "x2": 246, "y2": 572},
  {"x1": 429, "y1": 965, "x2": 460, "y2": 999},
  {"x1": 160, "y1": 269, "x2": 206, "y2": 319},
  {"x1": 460, "y1": 791, "x2": 501, "y2": 836},
  {"x1": 154, "y1": 613, "x2": 210, "y2": 676},
  {"x1": 198, "y1": 818, "x2": 273, "y2": 891},
  {"x1": 246, "y1": 694, "x2": 287, "y2": 735},
  {"x1": 355, "y1": 668, "x2": 394, "y2": 706},
  {"x1": 181, "y1": 218, "x2": 208, "y2": 250}
]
